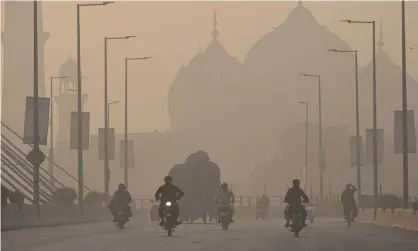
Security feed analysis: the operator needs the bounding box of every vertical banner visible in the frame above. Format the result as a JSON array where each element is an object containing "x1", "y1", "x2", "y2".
[
  {"x1": 350, "y1": 136, "x2": 365, "y2": 167},
  {"x1": 23, "y1": 97, "x2": 50, "y2": 145},
  {"x1": 98, "y1": 128, "x2": 115, "y2": 160},
  {"x1": 70, "y1": 112, "x2": 90, "y2": 150},
  {"x1": 394, "y1": 110, "x2": 416, "y2": 154},
  {"x1": 119, "y1": 140, "x2": 135, "y2": 168},
  {"x1": 366, "y1": 129, "x2": 384, "y2": 165}
]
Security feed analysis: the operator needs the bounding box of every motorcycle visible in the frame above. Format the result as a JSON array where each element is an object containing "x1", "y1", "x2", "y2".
[
  {"x1": 218, "y1": 205, "x2": 231, "y2": 230},
  {"x1": 256, "y1": 205, "x2": 268, "y2": 220},
  {"x1": 287, "y1": 203, "x2": 308, "y2": 237},
  {"x1": 344, "y1": 207, "x2": 354, "y2": 228},
  {"x1": 162, "y1": 201, "x2": 177, "y2": 236},
  {"x1": 115, "y1": 208, "x2": 129, "y2": 229}
]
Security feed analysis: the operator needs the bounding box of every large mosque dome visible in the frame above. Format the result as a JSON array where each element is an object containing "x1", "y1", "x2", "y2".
[
  {"x1": 168, "y1": 11, "x2": 242, "y2": 133},
  {"x1": 233, "y1": 2, "x2": 358, "y2": 138},
  {"x1": 244, "y1": 2, "x2": 351, "y2": 75}
]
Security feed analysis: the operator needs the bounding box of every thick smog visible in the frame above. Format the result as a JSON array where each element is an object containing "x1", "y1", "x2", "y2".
[{"x1": 1, "y1": 1, "x2": 418, "y2": 251}]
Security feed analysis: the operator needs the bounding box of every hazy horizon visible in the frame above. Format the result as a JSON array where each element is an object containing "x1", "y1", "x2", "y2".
[{"x1": 3, "y1": 0, "x2": 417, "y2": 134}]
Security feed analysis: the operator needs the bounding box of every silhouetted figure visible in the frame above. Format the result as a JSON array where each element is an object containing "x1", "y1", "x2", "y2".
[
  {"x1": 341, "y1": 184, "x2": 357, "y2": 220},
  {"x1": 109, "y1": 183, "x2": 132, "y2": 222},
  {"x1": 284, "y1": 179, "x2": 309, "y2": 227},
  {"x1": 155, "y1": 176, "x2": 184, "y2": 227},
  {"x1": 215, "y1": 182, "x2": 235, "y2": 223}
]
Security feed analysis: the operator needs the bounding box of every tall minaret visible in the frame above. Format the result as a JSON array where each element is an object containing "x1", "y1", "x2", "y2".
[
  {"x1": 1, "y1": 1, "x2": 49, "y2": 137},
  {"x1": 211, "y1": 10, "x2": 219, "y2": 40}
]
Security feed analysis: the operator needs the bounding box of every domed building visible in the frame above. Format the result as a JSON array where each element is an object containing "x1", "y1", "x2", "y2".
[
  {"x1": 239, "y1": 2, "x2": 359, "y2": 136},
  {"x1": 358, "y1": 33, "x2": 418, "y2": 135},
  {"x1": 168, "y1": 11, "x2": 242, "y2": 135}
]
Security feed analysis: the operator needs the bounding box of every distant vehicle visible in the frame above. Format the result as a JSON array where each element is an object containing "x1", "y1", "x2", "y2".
[{"x1": 306, "y1": 203, "x2": 316, "y2": 223}]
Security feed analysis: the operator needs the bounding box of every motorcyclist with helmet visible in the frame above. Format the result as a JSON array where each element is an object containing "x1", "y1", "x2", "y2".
[
  {"x1": 341, "y1": 183, "x2": 358, "y2": 221},
  {"x1": 155, "y1": 176, "x2": 184, "y2": 227},
  {"x1": 109, "y1": 183, "x2": 132, "y2": 222},
  {"x1": 215, "y1": 182, "x2": 235, "y2": 223},
  {"x1": 284, "y1": 179, "x2": 310, "y2": 228}
]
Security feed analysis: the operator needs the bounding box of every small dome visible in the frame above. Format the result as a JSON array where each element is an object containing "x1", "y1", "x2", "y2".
[{"x1": 59, "y1": 54, "x2": 77, "y2": 77}]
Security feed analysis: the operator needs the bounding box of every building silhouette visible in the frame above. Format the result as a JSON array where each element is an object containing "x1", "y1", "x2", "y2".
[
  {"x1": 55, "y1": 55, "x2": 88, "y2": 148},
  {"x1": 1, "y1": 1, "x2": 48, "y2": 138}
]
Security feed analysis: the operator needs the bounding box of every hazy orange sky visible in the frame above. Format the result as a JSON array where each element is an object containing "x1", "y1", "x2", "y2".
[{"x1": 3, "y1": 1, "x2": 418, "y2": 133}]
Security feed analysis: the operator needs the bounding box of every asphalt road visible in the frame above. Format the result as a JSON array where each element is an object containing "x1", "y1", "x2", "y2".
[{"x1": 2, "y1": 217, "x2": 418, "y2": 251}]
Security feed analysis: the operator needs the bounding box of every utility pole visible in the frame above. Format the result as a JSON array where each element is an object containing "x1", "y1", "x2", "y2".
[
  {"x1": 401, "y1": 0, "x2": 409, "y2": 209},
  {"x1": 123, "y1": 56, "x2": 151, "y2": 186},
  {"x1": 33, "y1": 0, "x2": 41, "y2": 219}
]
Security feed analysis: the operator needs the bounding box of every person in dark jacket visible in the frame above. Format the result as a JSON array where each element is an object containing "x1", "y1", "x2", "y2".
[
  {"x1": 109, "y1": 183, "x2": 132, "y2": 222},
  {"x1": 284, "y1": 179, "x2": 310, "y2": 227},
  {"x1": 341, "y1": 183, "x2": 358, "y2": 220},
  {"x1": 155, "y1": 176, "x2": 184, "y2": 227}
]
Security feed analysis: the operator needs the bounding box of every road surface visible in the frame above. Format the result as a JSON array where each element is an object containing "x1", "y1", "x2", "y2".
[{"x1": 2, "y1": 217, "x2": 418, "y2": 251}]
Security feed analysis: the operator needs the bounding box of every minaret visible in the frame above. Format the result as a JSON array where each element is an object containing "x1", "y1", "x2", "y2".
[
  {"x1": 55, "y1": 56, "x2": 88, "y2": 148},
  {"x1": 211, "y1": 10, "x2": 219, "y2": 40},
  {"x1": 377, "y1": 21, "x2": 384, "y2": 52},
  {"x1": 1, "y1": 1, "x2": 49, "y2": 137}
]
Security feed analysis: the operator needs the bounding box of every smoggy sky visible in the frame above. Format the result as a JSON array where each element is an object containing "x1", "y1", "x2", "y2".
[{"x1": 3, "y1": 1, "x2": 418, "y2": 133}]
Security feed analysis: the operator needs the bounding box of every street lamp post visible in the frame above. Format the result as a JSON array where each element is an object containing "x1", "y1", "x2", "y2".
[
  {"x1": 328, "y1": 49, "x2": 362, "y2": 207},
  {"x1": 49, "y1": 75, "x2": 68, "y2": 187},
  {"x1": 401, "y1": 0, "x2": 409, "y2": 209},
  {"x1": 77, "y1": 1, "x2": 113, "y2": 215},
  {"x1": 341, "y1": 19, "x2": 378, "y2": 220},
  {"x1": 104, "y1": 35, "x2": 135, "y2": 201},
  {"x1": 298, "y1": 73, "x2": 323, "y2": 200},
  {"x1": 298, "y1": 101, "x2": 309, "y2": 192},
  {"x1": 123, "y1": 56, "x2": 151, "y2": 187},
  {"x1": 33, "y1": 0, "x2": 40, "y2": 219}
]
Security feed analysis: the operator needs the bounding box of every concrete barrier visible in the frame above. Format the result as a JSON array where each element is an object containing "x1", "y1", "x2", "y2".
[
  {"x1": 358, "y1": 208, "x2": 418, "y2": 232},
  {"x1": 1, "y1": 204, "x2": 110, "y2": 231}
]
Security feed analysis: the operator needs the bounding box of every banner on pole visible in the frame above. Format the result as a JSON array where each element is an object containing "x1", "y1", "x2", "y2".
[
  {"x1": 70, "y1": 112, "x2": 90, "y2": 150},
  {"x1": 119, "y1": 140, "x2": 135, "y2": 168},
  {"x1": 98, "y1": 128, "x2": 115, "y2": 160},
  {"x1": 394, "y1": 110, "x2": 416, "y2": 154},
  {"x1": 350, "y1": 136, "x2": 364, "y2": 167},
  {"x1": 23, "y1": 97, "x2": 50, "y2": 145},
  {"x1": 366, "y1": 129, "x2": 384, "y2": 165}
]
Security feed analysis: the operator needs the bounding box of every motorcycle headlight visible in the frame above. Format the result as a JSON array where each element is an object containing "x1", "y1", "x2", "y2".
[{"x1": 165, "y1": 202, "x2": 172, "y2": 206}]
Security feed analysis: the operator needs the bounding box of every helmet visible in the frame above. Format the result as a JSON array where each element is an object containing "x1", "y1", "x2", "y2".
[
  {"x1": 164, "y1": 176, "x2": 172, "y2": 184},
  {"x1": 292, "y1": 179, "x2": 300, "y2": 187},
  {"x1": 118, "y1": 183, "x2": 127, "y2": 190},
  {"x1": 221, "y1": 182, "x2": 228, "y2": 191}
]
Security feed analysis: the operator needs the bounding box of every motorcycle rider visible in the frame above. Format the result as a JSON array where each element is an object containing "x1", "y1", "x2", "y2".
[
  {"x1": 284, "y1": 179, "x2": 310, "y2": 228},
  {"x1": 341, "y1": 183, "x2": 358, "y2": 221},
  {"x1": 256, "y1": 193, "x2": 271, "y2": 218},
  {"x1": 215, "y1": 182, "x2": 235, "y2": 223},
  {"x1": 155, "y1": 176, "x2": 184, "y2": 227},
  {"x1": 109, "y1": 183, "x2": 132, "y2": 222}
]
